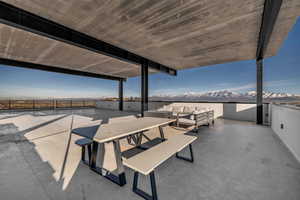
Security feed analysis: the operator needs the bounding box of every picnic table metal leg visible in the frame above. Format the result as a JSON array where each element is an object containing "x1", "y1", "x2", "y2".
[
  {"x1": 89, "y1": 141, "x2": 126, "y2": 186},
  {"x1": 113, "y1": 140, "x2": 125, "y2": 174},
  {"x1": 97, "y1": 143, "x2": 106, "y2": 173},
  {"x1": 111, "y1": 140, "x2": 126, "y2": 186},
  {"x1": 159, "y1": 126, "x2": 165, "y2": 140}
]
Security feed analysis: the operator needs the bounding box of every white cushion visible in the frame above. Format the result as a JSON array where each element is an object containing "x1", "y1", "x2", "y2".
[
  {"x1": 183, "y1": 106, "x2": 195, "y2": 114},
  {"x1": 193, "y1": 110, "x2": 206, "y2": 114},
  {"x1": 178, "y1": 118, "x2": 196, "y2": 125},
  {"x1": 157, "y1": 105, "x2": 172, "y2": 112}
]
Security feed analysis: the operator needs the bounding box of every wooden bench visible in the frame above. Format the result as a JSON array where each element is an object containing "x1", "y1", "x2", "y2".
[
  {"x1": 123, "y1": 134, "x2": 197, "y2": 200},
  {"x1": 75, "y1": 138, "x2": 93, "y2": 166}
]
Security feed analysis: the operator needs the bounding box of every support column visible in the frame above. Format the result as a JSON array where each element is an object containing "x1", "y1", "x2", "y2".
[
  {"x1": 141, "y1": 60, "x2": 149, "y2": 117},
  {"x1": 119, "y1": 80, "x2": 123, "y2": 111},
  {"x1": 256, "y1": 58, "x2": 263, "y2": 124}
]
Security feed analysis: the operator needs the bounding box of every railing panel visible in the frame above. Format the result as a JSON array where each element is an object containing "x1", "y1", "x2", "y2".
[
  {"x1": 0, "y1": 99, "x2": 97, "y2": 111},
  {"x1": 56, "y1": 100, "x2": 72, "y2": 108},
  {"x1": 85, "y1": 100, "x2": 96, "y2": 107},
  {"x1": 0, "y1": 100, "x2": 10, "y2": 109},
  {"x1": 34, "y1": 100, "x2": 54, "y2": 109},
  {"x1": 10, "y1": 100, "x2": 34, "y2": 109},
  {"x1": 71, "y1": 101, "x2": 84, "y2": 107}
]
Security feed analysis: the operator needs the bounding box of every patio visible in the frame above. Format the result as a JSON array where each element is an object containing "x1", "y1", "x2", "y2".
[
  {"x1": 0, "y1": 1, "x2": 300, "y2": 199},
  {"x1": 0, "y1": 108, "x2": 299, "y2": 200}
]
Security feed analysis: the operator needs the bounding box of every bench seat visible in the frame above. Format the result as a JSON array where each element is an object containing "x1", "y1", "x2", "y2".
[
  {"x1": 123, "y1": 134, "x2": 197, "y2": 200},
  {"x1": 123, "y1": 134, "x2": 197, "y2": 175}
]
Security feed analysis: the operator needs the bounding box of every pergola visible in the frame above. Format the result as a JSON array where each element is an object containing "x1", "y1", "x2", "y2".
[{"x1": 0, "y1": 0, "x2": 299, "y2": 123}]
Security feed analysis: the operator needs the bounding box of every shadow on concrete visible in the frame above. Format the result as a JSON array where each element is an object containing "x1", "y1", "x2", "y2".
[{"x1": 0, "y1": 108, "x2": 139, "y2": 199}]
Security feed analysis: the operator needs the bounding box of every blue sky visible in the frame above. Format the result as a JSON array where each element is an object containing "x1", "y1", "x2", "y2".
[{"x1": 0, "y1": 19, "x2": 299, "y2": 99}]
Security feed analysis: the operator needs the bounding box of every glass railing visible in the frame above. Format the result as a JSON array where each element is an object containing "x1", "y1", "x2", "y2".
[{"x1": 0, "y1": 99, "x2": 96, "y2": 110}]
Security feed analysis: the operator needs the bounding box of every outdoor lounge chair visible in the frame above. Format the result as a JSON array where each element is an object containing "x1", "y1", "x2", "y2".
[{"x1": 178, "y1": 108, "x2": 214, "y2": 132}]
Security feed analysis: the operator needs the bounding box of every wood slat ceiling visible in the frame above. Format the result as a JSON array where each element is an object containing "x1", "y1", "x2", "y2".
[
  {"x1": 1, "y1": 0, "x2": 299, "y2": 77},
  {"x1": 0, "y1": 24, "x2": 148, "y2": 78}
]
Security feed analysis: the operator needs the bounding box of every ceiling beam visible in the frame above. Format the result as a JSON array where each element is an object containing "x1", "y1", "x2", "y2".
[
  {"x1": 0, "y1": 2, "x2": 177, "y2": 76},
  {"x1": 0, "y1": 58, "x2": 125, "y2": 81},
  {"x1": 256, "y1": 0, "x2": 283, "y2": 60}
]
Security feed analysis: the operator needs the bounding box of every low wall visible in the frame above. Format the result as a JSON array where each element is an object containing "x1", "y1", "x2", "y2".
[
  {"x1": 271, "y1": 104, "x2": 300, "y2": 163},
  {"x1": 223, "y1": 103, "x2": 269, "y2": 123},
  {"x1": 96, "y1": 101, "x2": 269, "y2": 122}
]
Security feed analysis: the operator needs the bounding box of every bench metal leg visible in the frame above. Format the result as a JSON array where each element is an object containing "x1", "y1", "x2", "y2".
[
  {"x1": 176, "y1": 144, "x2": 194, "y2": 163},
  {"x1": 133, "y1": 171, "x2": 158, "y2": 200},
  {"x1": 81, "y1": 146, "x2": 86, "y2": 162},
  {"x1": 158, "y1": 126, "x2": 165, "y2": 141},
  {"x1": 81, "y1": 144, "x2": 92, "y2": 166},
  {"x1": 87, "y1": 144, "x2": 92, "y2": 166}
]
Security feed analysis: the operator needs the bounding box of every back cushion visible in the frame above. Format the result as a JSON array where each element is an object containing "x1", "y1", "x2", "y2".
[
  {"x1": 161, "y1": 105, "x2": 173, "y2": 112},
  {"x1": 183, "y1": 106, "x2": 195, "y2": 113},
  {"x1": 172, "y1": 106, "x2": 184, "y2": 113}
]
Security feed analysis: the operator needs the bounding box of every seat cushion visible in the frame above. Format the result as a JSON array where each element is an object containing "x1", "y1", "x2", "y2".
[
  {"x1": 178, "y1": 118, "x2": 196, "y2": 126},
  {"x1": 144, "y1": 110, "x2": 172, "y2": 118}
]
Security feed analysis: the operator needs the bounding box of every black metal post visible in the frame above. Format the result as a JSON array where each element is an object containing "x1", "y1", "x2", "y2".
[
  {"x1": 256, "y1": 59, "x2": 263, "y2": 124},
  {"x1": 0, "y1": 58, "x2": 124, "y2": 81},
  {"x1": 255, "y1": 0, "x2": 282, "y2": 125},
  {"x1": 141, "y1": 60, "x2": 149, "y2": 117},
  {"x1": 119, "y1": 80, "x2": 124, "y2": 111}
]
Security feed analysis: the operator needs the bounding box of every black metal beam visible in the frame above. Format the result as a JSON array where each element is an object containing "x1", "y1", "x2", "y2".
[
  {"x1": 0, "y1": 58, "x2": 125, "y2": 81},
  {"x1": 119, "y1": 80, "x2": 124, "y2": 111},
  {"x1": 141, "y1": 60, "x2": 149, "y2": 117},
  {"x1": 0, "y1": 2, "x2": 177, "y2": 76},
  {"x1": 256, "y1": 0, "x2": 282, "y2": 60},
  {"x1": 256, "y1": 0, "x2": 282, "y2": 124}
]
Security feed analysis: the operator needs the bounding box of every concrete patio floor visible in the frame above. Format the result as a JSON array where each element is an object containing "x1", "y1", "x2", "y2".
[{"x1": 0, "y1": 108, "x2": 299, "y2": 200}]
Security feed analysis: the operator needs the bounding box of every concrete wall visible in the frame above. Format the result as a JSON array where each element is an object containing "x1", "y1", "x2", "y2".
[
  {"x1": 96, "y1": 101, "x2": 168, "y2": 112},
  {"x1": 96, "y1": 101, "x2": 223, "y2": 118},
  {"x1": 96, "y1": 101, "x2": 268, "y2": 121},
  {"x1": 271, "y1": 104, "x2": 300, "y2": 163},
  {"x1": 223, "y1": 103, "x2": 269, "y2": 123}
]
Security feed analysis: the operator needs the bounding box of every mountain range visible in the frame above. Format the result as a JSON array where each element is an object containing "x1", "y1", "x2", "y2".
[{"x1": 150, "y1": 90, "x2": 300, "y2": 102}]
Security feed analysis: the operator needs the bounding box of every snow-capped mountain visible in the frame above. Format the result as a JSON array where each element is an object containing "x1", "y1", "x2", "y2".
[
  {"x1": 150, "y1": 90, "x2": 299, "y2": 102},
  {"x1": 245, "y1": 91, "x2": 294, "y2": 98}
]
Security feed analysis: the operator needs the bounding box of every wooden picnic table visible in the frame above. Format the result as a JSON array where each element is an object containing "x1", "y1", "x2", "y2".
[{"x1": 72, "y1": 117, "x2": 176, "y2": 186}]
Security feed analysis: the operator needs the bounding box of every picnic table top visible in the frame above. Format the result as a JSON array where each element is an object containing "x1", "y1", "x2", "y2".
[{"x1": 72, "y1": 117, "x2": 176, "y2": 143}]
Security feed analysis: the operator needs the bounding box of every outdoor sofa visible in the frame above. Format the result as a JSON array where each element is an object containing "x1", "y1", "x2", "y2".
[{"x1": 144, "y1": 105, "x2": 214, "y2": 131}]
